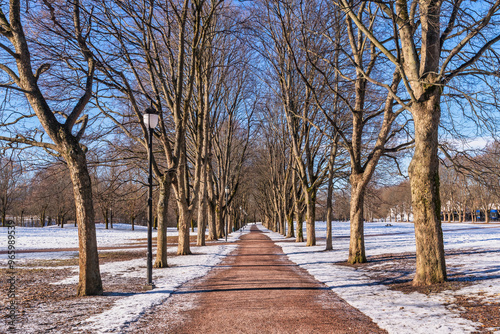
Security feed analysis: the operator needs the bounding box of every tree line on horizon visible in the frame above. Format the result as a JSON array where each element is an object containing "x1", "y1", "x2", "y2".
[{"x1": 1, "y1": 0, "x2": 499, "y2": 296}]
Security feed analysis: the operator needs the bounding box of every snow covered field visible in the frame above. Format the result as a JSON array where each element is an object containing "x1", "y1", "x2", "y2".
[
  {"x1": 3, "y1": 223, "x2": 201, "y2": 260},
  {"x1": 13, "y1": 223, "x2": 155, "y2": 250},
  {"x1": 1, "y1": 221, "x2": 499, "y2": 333},
  {"x1": 261, "y1": 221, "x2": 500, "y2": 334}
]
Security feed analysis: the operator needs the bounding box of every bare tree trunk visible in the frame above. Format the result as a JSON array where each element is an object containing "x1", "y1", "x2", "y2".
[
  {"x1": 66, "y1": 149, "x2": 103, "y2": 296},
  {"x1": 326, "y1": 138, "x2": 338, "y2": 251},
  {"x1": 282, "y1": 211, "x2": 286, "y2": 236},
  {"x1": 40, "y1": 207, "x2": 46, "y2": 227},
  {"x1": 305, "y1": 191, "x2": 316, "y2": 246},
  {"x1": 286, "y1": 213, "x2": 294, "y2": 238},
  {"x1": 295, "y1": 204, "x2": 304, "y2": 242},
  {"x1": 196, "y1": 129, "x2": 209, "y2": 245},
  {"x1": 325, "y1": 177, "x2": 334, "y2": 251},
  {"x1": 207, "y1": 202, "x2": 215, "y2": 239},
  {"x1": 177, "y1": 200, "x2": 192, "y2": 255},
  {"x1": 409, "y1": 98, "x2": 446, "y2": 285},
  {"x1": 206, "y1": 167, "x2": 217, "y2": 240},
  {"x1": 131, "y1": 216, "x2": 135, "y2": 231},
  {"x1": 325, "y1": 205, "x2": 333, "y2": 250},
  {"x1": 275, "y1": 212, "x2": 280, "y2": 233},
  {"x1": 278, "y1": 207, "x2": 285, "y2": 236},
  {"x1": 197, "y1": 170, "x2": 207, "y2": 246},
  {"x1": 175, "y1": 141, "x2": 192, "y2": 255},
  {"x1": 216, "y1": 204, "x2": 224, "y2": 239},
  {"x1": 103, "y1": 209, "x2": 109, "y2": 229},
  {"x1": 349, "y1": 174, "x2": 366, "y2": 263},
  {"x1": 155, "y1": 176, "x2": 171, "y2": 268}
]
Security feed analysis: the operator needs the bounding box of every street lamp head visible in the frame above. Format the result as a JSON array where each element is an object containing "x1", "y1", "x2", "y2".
[
  {"x1": 225, "y1": 186, "x2": 230, "y2": 195},
  {"x1": 143, "y1": 107, "x2": 159, "y2": 129}
]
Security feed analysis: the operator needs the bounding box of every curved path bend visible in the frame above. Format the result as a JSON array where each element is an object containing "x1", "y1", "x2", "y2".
[{"x1": 131, "y1": 225, "x2": 386, "y2": 333}]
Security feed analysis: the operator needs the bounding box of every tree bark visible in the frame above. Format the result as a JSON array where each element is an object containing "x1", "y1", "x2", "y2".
[
  {"x1": 216, "y1": 204, "x2": 224, "y2": 239},
  {"x1": 196, "y1": 119, "x2": 209, "y2": 245},
  {"x1": 286, "y1": 213, "x2": 294, "y2": 238},
  {"x1": 409, "y1": 96, "x2": 447, "y2": 285},
  {"x1": 325, "y1": 177, "x2": 334, "y2": 251},
  {"x1": 207, "y1": 201, "x2": 216, "y2": 240},
  {"x1": 40, "y1": 207, "x2": 46, "y2": 227},
  {"x1": 65, "y1": 148, "x2": 103, "y2": 296},
  {"x1": 103, "y1": 209, "x2": 109, "y2": 229},
  {"x1": 206, "y1": 171, "x2": 217, "y2": 241},
  {"x1": 326, "y1": 137, "x2": 338, "y2": 251},
  {"x1": 177, "y1": 199, "x2": 192, "y2": 255},
  {"x1": 175, "y1": 140, "x2": 192, "y2": 255},
  {"x1": 155, "y1": 176, "x2": 171, "y2": 268},
  {"x1": 196, "y1": 170, "x2": 207, "y2": 246},
  {"x1": 295, "y1": 207, "x2": 304, "y2": 242},
  {"x1": 305, "y1": 191, "x2": 316, "y2": 246},
  {"x1": 348, "y1": 174, "x2": 366, "y2": 263}
]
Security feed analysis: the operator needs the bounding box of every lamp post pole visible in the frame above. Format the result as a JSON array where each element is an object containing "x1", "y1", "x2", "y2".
[
  {"x1": 225, "y1": 186, "x2": 229, "y2": 242},
  {"x1": 147, "y1": 125, "x2": 153, "y2": 287},
  {"x1": 144, "y1": 107, "x2": 158, "y2": 289}
]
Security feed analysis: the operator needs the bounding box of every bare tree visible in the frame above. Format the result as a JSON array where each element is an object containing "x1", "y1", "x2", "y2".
[
  {"x1": 93, "y1": 0, "x2": 231, "y2": 259},
  {"x1": 0, "y1": 1, "x2": 102, "y2": 295},
  {"x1": 339, "y1": 0, "x2": 500, "y2": 284},
  {"x1": 252, "y1": 0, "x2": 335, "y2": 245},
  {"x1": 0, "y1": 153, "x2": 22, "y2": 226},
  {"x1": 91, "y1": 164, "x2": 125, "y2": 229}
]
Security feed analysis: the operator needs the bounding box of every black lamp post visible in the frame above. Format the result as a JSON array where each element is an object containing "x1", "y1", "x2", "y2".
[
  {"x1": 144, "y1": 107, "x2": 159, "y2": 289},
  {"x1": 225, "y1": 186, "x2": 229, "y2": 242}
]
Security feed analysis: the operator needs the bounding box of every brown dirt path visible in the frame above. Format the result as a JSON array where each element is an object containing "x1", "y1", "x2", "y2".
[{"x1": 128, "y1": 225, "x2": 387, "y2": 333}]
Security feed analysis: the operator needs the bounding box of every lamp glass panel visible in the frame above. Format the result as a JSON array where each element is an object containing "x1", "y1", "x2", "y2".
[{"x1": 144, "y1": 113, "x2": 159, "y2": 129}]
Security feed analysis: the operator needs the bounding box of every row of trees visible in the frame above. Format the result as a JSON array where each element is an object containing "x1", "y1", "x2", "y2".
[
  {"x1": 440, "y1": 141, "x2": 500, "y2": 224},
  {"x1": 0, "y1": 154, "x2": 151, "y2": 229},
  {"x1": 1, "y1": 0, "x2": 499, "y2": 296},
  {"x1": 246, "y1": 0, "x2": 500, "y2": 289},
  {"x1": 0, "y1": 0, "x2": 255, "y2": 296}
]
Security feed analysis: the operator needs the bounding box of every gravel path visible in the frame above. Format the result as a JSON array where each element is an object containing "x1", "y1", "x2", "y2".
[{"x1": 127, "y1": 225, "x2": 387, "y2": 333}]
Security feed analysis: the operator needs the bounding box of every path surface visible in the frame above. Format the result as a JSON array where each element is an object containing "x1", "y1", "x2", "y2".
[{"x1": 128, "y1": 225, "x2": 387, "y2": 333}]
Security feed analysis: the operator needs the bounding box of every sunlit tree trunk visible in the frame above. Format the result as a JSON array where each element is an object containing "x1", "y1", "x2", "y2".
[
  {"x1": 65, "y1": 147, "x2": 103, "y2": 296},
  {"x1": 305, "y1": 191, "x2": 316, "y2": 246},
  {"x1": 349, "y1": 174, "x2": 366, "y2": 263},
  {"x1": 155, "y1": 176, "x2": 172, "y2": 268},
  {"x1": 207, "y1": 170, "x2": 218, "y2": 241},
  {"x1": 409, "y1": 94, "x2": 446, "y2": 285}
]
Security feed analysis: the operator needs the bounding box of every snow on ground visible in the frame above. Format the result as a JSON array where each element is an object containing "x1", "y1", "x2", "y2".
[
  {"x1": 2, "y1": 221, "x2": 499, "y2": 333},
  {"x1": 78, "y1": 244, "x2": 239, "y2": 333},
  {"x1": 257, "y1": 221, "x2": 500, "y2": 334},
  {"x1": 0, "y1": 223, "x2": 200, "y2": 260},
  {"x1": 59, "y1": 228, "x2": 247, "y2": 333},
  {"x1": 2, "y1": 223, "x2": 193, "y2": 250}
]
